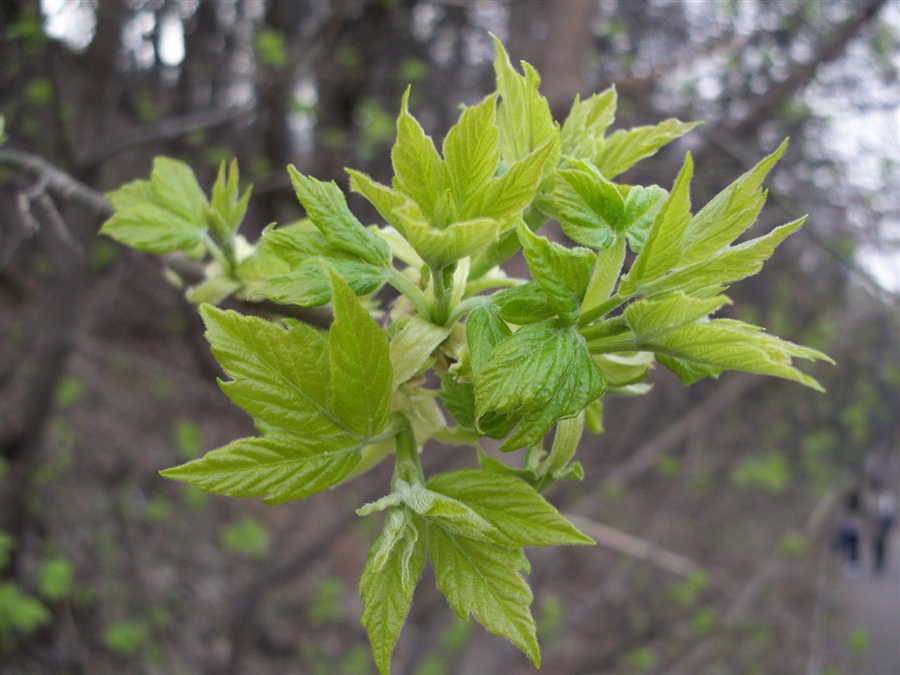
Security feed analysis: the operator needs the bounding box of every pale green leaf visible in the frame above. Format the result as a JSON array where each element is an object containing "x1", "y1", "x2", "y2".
[
  {"x1": 200, "y1": 305, "x2": 342, "y2": 436},
  {"x1": 621, "y1": 153, "x2": 694, "y2": 292},
  {"x1": 593, "y1": 352, "x2": 655, "y2": 387},
  {"x1": 209, "y1": 159, "x2": 252, "y2": 240},
  {"x1": 466, "y1": 306, "x2": 511, "y2": 375},
  {"x1": 555, "y1": 159, "x2": 624, "y2": 250},
  {"x1": 426, "y1": 469, "x2": 594, "y2": 547},
  {"x1": 516, "y1": 221, "x2": 594, "y2": 323},
  {"x1": 347, "y1": 170, "x2": 406, "y2": 232},
  {"x1": 391, "y1": 88, "x2": 447, "y2": 218},
  {"x1": 656, "y1": 354, "x2": 722, "y2": 385},
  {"x1": 679, "y1": 139, "x2": 787, "y2": 267},
  {"x1": 492, "y1": 35, "x2": 560, "y2": 172},
  {"x1": 560, "y1": 87, "x2": 617, "y2": 160},
  {"x1": 491, "y1": 282, "x2": 555, "y2": 325},
  {"x1": 393, "y1": 201, "x2": 502, "y2": 269},
  {"x1": 624, "y1": 293, "x2": 732, "y2": 342},
  {"x1": 581, "y1": 236, "x2": 626, "y2": 312},
  {"x1": 288, "y1": 167, "x2": 391, "y2": 267},
  {"x1": 255, "y1": 255, "x2": 386, "y2": 307},
  {"x1": 594, "y1": 119, "x2": 701, "y2": 179},
  {"x1": 360, "y1": 508, "x2": 426, "y2": 675},
  {"x1": 428, "y1": 526, "x2": 540, "y2": 667},
  {"x1": 622, "y1": 184, "x2": 669, "y2": 253},
  {"x1": 443, "y1": 92, "x2": 500, "y2": 205},
  {"x1": 327, "y1": 268, "x2": 393, "y2": 437},
  {"x1": 159, "y1": 430, "x2": 362, "y2": 503},
  {"x1": 390, "y1": 315, "x2": 452, "y2": 389}
]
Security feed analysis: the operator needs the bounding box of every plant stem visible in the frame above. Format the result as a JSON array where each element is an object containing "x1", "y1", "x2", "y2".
[
  {"x1": 392, "y1": 417, "x2": 423, "y2": 488},
  {"x1": 579, "y1": 315, "x2": 629, "y2": 341},
  {"x1": 386, "y1": 267, "x2": 432, "y2": 320},
  {"x1": 445, "y1": 295, "x2": 490, "y2": 325},
  {"x1": 586, "y1": 333, "x2": 638, "y2": 354},
  {"x1": 202, "y1": 232, "x2": 235, "y2": 278},
  {"x1": 431, "y1": 264, "x2": 454, "y2": 326},
  {"x1": 464, "y1": 276, "x2": 526, "y2": 296},
  {"x1": 578, "y1": 293, "x2": 627, "y2": 327}
]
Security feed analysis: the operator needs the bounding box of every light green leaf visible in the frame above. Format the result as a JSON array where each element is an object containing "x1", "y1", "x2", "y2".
[
  {"x1": 263, "y1": 225, "x2": 328, "y2": 265},
  {"x1": 555, "y1": 159, "x2": 624, "y2": 250},
  {"x1": 459, "y1": 140, "x2": 556, "y2": 221},
  {"x1": 516, "y1": 221, "x2": 594, "y2": 324},
  {"x1": 347, "y1": 169, "x2": 406, "y2": 232},
  {"x1": 391, "y1": 88, "x2": 447, "y2": 218},
  {"x1": 476, "y1": 320, "x2": 606, "y2": 451},
  {"x1": 327, "y1": 267, "x2": 393, "y2": 437},
  {"x1": 236, "y1": 235, "x2": 290, "y2": 281},
  {"x1": 581, "y1": 236, "x2": 626, "y2": 312},
  {"x1": 679, "y1": 139, "x2": 787, "y2": 267},
  {"x1": 443, "y1": 92, "x2": 500, "y2": 205},
  {"x1": 360, "y1": 508, "x2": 427, "y2": 675},
  {"x1": 621, "y1": 153, "x2": 694, "y2": 292},
  {"x1": 393, "y1": 201, "x2": 502, "y2": 270},
  {"x1": 643, "y1": 319, "x2": 832, "y2": 391},
  {"x1": 466, "y1": 306, "x2": 511, "y2": 375},
  {"x1": 491, "y1": 35, "x2": 560, "y2": 173},
  {"x1": 560, "y1": 87, "x2": 617, "y2": 160},
  {"x1": 622, "y1": 184, "x2": 669, "y2": 253},
  {"x1": 255, "y1": 255, "x2": 386, "y2": 307},
  {"x1": 492, "y1": 282, "x2": 556, "y2": 325},
  {"x1": 208, "y1": 159, "x2": 251, "y2": 241},
  {"x1": 390, "y1": 315, "x2": 452, "y2": 389},
  {"x1": 288, "y1": 167, "x2": 391, "y2": 267},
  {"x1": 200, "y1": 305, "x2": 341, "y2": 435},
  {"x1": 429, "y1": 526, "x2": 540, "y2": 667},
  {"x1": 426, "y1": 469, "x2": 594, "y2": 547},
  {"x1": 438, "y1": 373, "x2": 519, "y2": 440},
  {"x1": 594, "y1": 119, "x2": 701, "y2": 179},
  {"x1": 655, "y1": 354, "x2": 722, "y2": 385},
  {"x1": 624, "y1": 293, "x2": 731, "y2": 342},
  {"x1": 102, "y1": 157, "x2": 208, "y2": 253},
  {"x1": 593, "y1": 352, "x2": 655, "y2": 387},
  {"x1": 160, "y1": 429, "x2": 363, "y2": 504},
  {"x1": 638, "y1": 217, "x2": 806, "y2": 299},
  {"x1": 185, "y1": 274, "x2": 241, "y2": 305}
]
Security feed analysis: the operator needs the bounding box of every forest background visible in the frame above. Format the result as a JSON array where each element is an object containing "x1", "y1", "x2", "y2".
[{"x1": 0, "y1": 1, "x2": 898, "y2": 674}]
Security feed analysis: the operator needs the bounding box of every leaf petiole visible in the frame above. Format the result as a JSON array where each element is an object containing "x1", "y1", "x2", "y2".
[
  {"x1": 579, "y1": 315, "x2": 629, "y2": 342},
  {"x1": 463, "y1": 276, "x2": 526, "y2": 296},
  {"x1": 578, "y1": 293, "x2": 627, "y2": 327},
  {"x1": 585, "y1": 333, "x2": 638, "y2": 354},
  {"x1": 392, "y1": 417, "x2": 424, "y2": 488},
  {"x1": 386, "y1": 267, "x2": 433, "y2": 320}
]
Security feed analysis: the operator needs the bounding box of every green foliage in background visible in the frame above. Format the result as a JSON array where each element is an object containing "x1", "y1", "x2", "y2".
[{"x1": 100, "y1": 36, "x2": 831, "y2": 674}]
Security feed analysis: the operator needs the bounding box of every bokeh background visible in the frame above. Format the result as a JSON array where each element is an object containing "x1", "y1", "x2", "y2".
[{"x1": 1, "y1": 1, "x2": 899, "y2": 673}]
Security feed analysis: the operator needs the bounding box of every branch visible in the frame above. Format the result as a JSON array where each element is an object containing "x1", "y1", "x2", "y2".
[{"x1": 563, "y1": 513, "x2": 702, "y2": 578}]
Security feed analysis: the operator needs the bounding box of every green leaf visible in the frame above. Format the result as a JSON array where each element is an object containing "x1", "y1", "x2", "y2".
[
  {"x1": 555, "y1": 159, "x2": 625, "y2": 249},
  {"x1": 459, "y1": 140, "x2": 556, "y2": 221},
  {"x1": 656, "y1": 354, "x2": 722, "y2": 385},
  {"x1": 593, "y1": 352, "x2": 655, "y2": 387},
  {"x1": 159, "y1": 429, "x2": 363, "y2": 504},
  {"x1": 390, "y1": 315, "x2": 452, "y2": 389},
  {"x1": 38, "y1": 555, "x2": 74, "y2": 601},
  {"x1": 235, "y1": 235, "x2": 290, "y2": 281},
  {"x1": 593, "y1": 119, "x2": 701, "y2": 179},
  {"x1": 438, "y1": 374, "x2": 518, "y2": 440},
  {"x1": 491, "y1": 35, "x2": 560, "y2": 172},
  {"x1": 679, "y1": 139, "x2": 787, "y2": 267},
  {"x1": 492, "y1": 282, "x2": 556, "y2": 325},
  {"x1": 621, "y1": 153, "x2": 694, "y2": 292},
  {"x1": 200, "y1": 306, "x2": 341, "y2": 435},
  {"x1": 102, "y1": 157, "x2": 208, "y2": 253},
  {"x1": 327, "y1": 267, "x2": 393, "y2": 437},
  {"x1": 426, "y1": 469, "x2": 594, "y2": 547},
  {"x1": 638, "y1": 217, "x2": 806, "y2": 299},
  {"x1": 622, "y1": 185, "x2": 669, "y2": 253},
  {"x1": 255, "y1": 255, "x2": 386, "y2": 307},
  {"x1": 466, "y1": 306, "x2": 511, "y2": 375},
  {"x1": 560, "y1": 87, "x2": 617, "y2": 160},
  {"x1": 391, "y1": 87, "x2": 447, "y2": 218},
  {"x1": 288, "y1": 167, "x2": 391, "y2": 267},
  {"x1": 347, "y1": 169, "x2": 406, "y2": 232},
  {"x1": 208, "y1": 159, "x2": 252, "y2": 241},
  {"x1": 443, "y1": 92, "x2": 500, "y2": 205},
  {"x1": 0, "y1": 582, "x2": 51, "y2": 634},
  {"x1": 360, "y1": 508, "x2": 427, "y2": 675},
  {"x1": 428, "y1": 526, "x2": 540, "y2": 667},
  {"x1": 624, "y1": 293, "x2": 731, "y2": 342},
  {"x1": 516, "y1": 221, "x2": 594, "y2": 324},
  {"x1": 581, "y1": 236, "x2": 626, "y2": 312},
  {"x1": 393, "y1": 200, "x2": 503, "y2": 270},
  {"x1": 643, "y1": 319, "x2": 832, "y2": 391},
  {"x1": 476, "y1": 320, "x2": 606, "y2": 451}
]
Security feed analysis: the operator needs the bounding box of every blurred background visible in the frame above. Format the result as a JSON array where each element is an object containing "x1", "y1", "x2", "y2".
[{"x1": 1, "y1": 1, "x2": 898, "y2": 673}]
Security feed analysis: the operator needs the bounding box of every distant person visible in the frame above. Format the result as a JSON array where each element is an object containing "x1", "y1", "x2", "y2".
[
  {"x1": 836, "y1": 489, "x2": 864, "y2": 577},
  {"x1": 873, "y1": 487, "x2": 897, "y2": 573}
]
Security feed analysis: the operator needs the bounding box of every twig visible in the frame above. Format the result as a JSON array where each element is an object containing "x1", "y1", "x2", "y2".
[{"x1": 563, "y1": 513, "x2": 701, "y2": 578}]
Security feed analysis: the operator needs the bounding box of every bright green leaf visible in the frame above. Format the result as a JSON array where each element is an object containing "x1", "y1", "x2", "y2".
[
  {"x1": 391, "y1": 88, "x2": 447, "y2": 218},
  {"x1": 581, "y1": 236, "x2": 626, "y2": 312},
  {"x1": 390, "y1": 315, "x2": 451, "y2": 389},
  {"x1": 443, "y1": 92, "x2": 500, "y2": 205},
  {"x1": 624, "y1": 293, "x2": 731, "y2": 342},
  {"x1": 492, "y1": 282, "x2": 556, "y2": 325},
  {"x1": 594, "y1": 119, "x2": 700, "y2": 179},
  {"x1": 560, "y1": 87, "x2": 617, "y2": 160}
]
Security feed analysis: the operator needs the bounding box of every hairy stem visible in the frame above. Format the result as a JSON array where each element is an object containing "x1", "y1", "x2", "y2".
[
  {"x1": 431, "y1": 264, "x2": 454, "y2": 326},
  {"x1": 578, "y1": 293, "x2": 627, "y2": 327},
  {"x1": 392, "y1": 418, "x2": 423, "y2": 488}
]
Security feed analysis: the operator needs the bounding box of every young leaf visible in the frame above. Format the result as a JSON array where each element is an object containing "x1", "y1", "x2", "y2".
[
  {"x1": 656, "y1": 354, "x2": 722, "y2": 385},
  {"x1": 426, "y1": 469, "x2": 594, "y2": 547},
  {"x1": 102, "y1": 157, "x2": 208, "y2": 253},
  {"x1": 347, "y1": 169, "x2": 407, "y2": 232},
  {"x1": 288, "y1": 167, "x2": 391, "y2": 267},
  {"x1": 593, "y1": 119, "x2": 701, "y2": 179},
  {"x1": 492, "y1": 282, "x2": 556, "y2": 325},
  {"x1": 679, "y1": 139, "x2": 787, "y2": 267},
  {"x1": 443, "y1": 92, "x2": 500, "y2": 205},
  {"x1": 360, "y1": 508, "x2": 427, "y2": 675},
  {"x1": 581, "y1": 236, "x2": 626, "y2": 313},
  {"x1": 428, "y1": 526, "x2": 540, "y2": 667},
  {"x1": 256, "y1": 255, "x2": 387, "y2": 307},
  {"x1": 466, "y1": 306, "x2": 511, "y2": 375},
  {"x1": 624, "y1": 293, "x2": 731, "y2": 343},
  {"x1": 516, "y1": 222, "x2": 594, "y2": 324},
  {"x1": 209, "y1": 159, "x2": 252, "y2": 241},
  {"x1": 491, "y1": 35, "x2": 559, "y2": 166},
  {"x1": 160, "y1": 429, "x2": 363, "y2": 504},
  {"x1": 327, "y1": 267, "x2": 393, "y2": 437},
  {"x1": 200, "y1": 306, "x2": 340, "y2": 436},
  {"x1": 621, "y1": 153, "x2": 694, "y2": 293},
  {"x1": 438, "y1": 374, "x2": 519, "y2": 440},
  {"x1": 622, "y1": 184, "x2": 669, "y2": 253},
  {"x1": 560, "y1": 87, "x2": 617, "y2": 160},
  {"x1": 391, "y1": 87, "x2": 447, "y2": 218},
  {"x1": 555, "y1": 159, "x2": 625, "y2": 250},
  {"x1": 390, "y1": 315, "x2": 452, "y2": 390}
]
